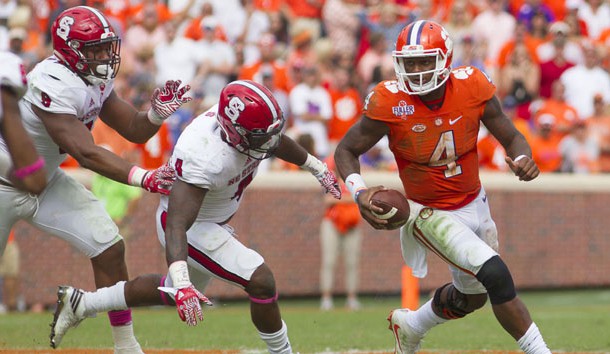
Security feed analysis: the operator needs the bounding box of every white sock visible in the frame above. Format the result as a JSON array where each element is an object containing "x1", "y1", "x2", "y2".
[
  {"x1": 517, "y1": 322, "x2": 552, "y2": 354},
  {"x1": 407, "y1": 299, "x2": 448, "y2": 336},
  {"x1": 83, "y1": 281, "x2": 128, "y2": 316},
  {"x1": 111, "y1": 323, "x2": 143, "y2": 354},
  {"x1": 258, "y1": 320, "x2": 293, "y2": 354}
]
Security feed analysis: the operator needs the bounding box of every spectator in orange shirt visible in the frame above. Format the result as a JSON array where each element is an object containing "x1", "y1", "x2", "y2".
[
  {"x1": 496, "y1": 20, "x2": 540, "y2": 69},
  {"x1": 327, "y1": 67, "x2": 362, "y2": 149},
  {"x1": 558, "y1": 120, "x2": 600, "y2": 173},
  {"x1": 129, "y1": 0, "x2": 173, "y2": 26},
  {"x1": 530, "y1": 113, "x2": 563, "y2": 172},
  {"x1": 284, "y1": 0, "x2": 325, "y2": 40},
  {"x1": 239, "y1": 33, "x2": 290, "y2": 93},
  {"x1": 319, "y1": 155, "x2": 362, "y2": 311},
  {"x1": 535, "y1": 80, "x2": 580, "y2": 138},
  {"x1": 499, "y1": 41, "x2": 540, "y2": 120},
  {"x1": 586, "y1": 94, "x2": 610, "y2": 172}
]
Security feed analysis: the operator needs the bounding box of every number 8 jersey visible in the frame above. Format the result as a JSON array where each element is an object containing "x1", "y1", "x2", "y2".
[{"x1": 364, "y1": 66, "x2": 495, "y2": 210}]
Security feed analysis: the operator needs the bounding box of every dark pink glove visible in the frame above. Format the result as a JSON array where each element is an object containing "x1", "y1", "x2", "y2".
[
  {"x1": 158, "y1": 284, "x2": 213, "y2": 326},
  {"x1": 141, "y1": 164, "x2": 176, "y2": 195}
]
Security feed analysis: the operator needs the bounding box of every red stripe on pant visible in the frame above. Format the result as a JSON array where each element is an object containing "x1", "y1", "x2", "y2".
[{"x1": 160, "y1": 211, "x2": 249, "y2": 288}]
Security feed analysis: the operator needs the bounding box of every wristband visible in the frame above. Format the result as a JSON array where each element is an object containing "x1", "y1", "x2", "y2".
[
  {"x1": 13, "y1": 157, "x2": 45, "y2": 179},
  {"x1": 300, "y1": 153, "x2": 325, "y2": 175},
  {"x1": 354, "y1": 188, "x2": 366, "y2": 201},
  {"x1": 147, "y1": 108, "x2": 164, "y2": 126},
  {"x1": 514, "y1": 155, "x2": 528, "y2": 162},
  {"x1": 345, "y1": 173, "x2": 367, "y2": 201},
  {"x1": 168, "y1": 260, "x2": 191, "y2": 289},
  {"x1": 128, "y1": 166, "x2": 147, "y2": 187}
]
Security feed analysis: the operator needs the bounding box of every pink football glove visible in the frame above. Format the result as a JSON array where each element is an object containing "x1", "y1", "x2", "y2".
[
  {"x1": 315, "y1": 169, "x2": 341, "y2": 199},
  {"x1": 141, "y1": 164, "x2": 176, "y2": 195},
  {"x1": 148, "y1": 80, "x2": 192, "y2": 124},
  {"x1": 159, "y1": 285, "x2": 213, "y2": 326}
]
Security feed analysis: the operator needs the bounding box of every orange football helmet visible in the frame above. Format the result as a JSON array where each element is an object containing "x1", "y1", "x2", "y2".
[{"x1": 392, "y1": 20, "x2": 453, "y2": 95}]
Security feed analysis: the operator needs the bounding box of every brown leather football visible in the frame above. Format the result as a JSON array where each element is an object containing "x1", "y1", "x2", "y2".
[{"x1": 370, "y1": 189, "x2": 410, "y2": 229}]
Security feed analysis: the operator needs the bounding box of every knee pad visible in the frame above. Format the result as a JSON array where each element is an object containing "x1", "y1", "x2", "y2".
[
  {"x1": 475, "y1": 255, "x2": 516, "y2": 305},
  {"x1": 432, "y1": 283, "x2": 483, "y2": 319}
]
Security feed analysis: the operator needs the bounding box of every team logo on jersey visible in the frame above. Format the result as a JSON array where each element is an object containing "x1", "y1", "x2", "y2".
[
  {"x1": 419, "y1": 207, "x2": 433, "y2": 219},
  {"x1": 434, "y1": 118, "x2": 443, "y2": 126},
  {"x1": 392, "y1": 101, "x2": 414, "y2": 119},
  {"x1": 412, "y1": 124, "x2": 426, "y2": 133}
]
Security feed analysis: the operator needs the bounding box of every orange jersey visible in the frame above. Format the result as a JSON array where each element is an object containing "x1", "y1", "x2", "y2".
[
  {"x1": 328, "y1": 88, "x2": 362, "y2": 143},
  {"x1": 364, "y1": 66, "x2": 495, "y2": 209}
]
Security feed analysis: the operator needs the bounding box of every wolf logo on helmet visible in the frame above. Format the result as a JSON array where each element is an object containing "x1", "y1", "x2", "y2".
[
  {"x1": 217, "y1": 80, "x2": 285, "y2": 160},
  {"x1": 392, "y1": 20, "x2": 453, "y2": 95},
  {"x1": 51, "y1": 6, "x2": 121, "y2": 85}
]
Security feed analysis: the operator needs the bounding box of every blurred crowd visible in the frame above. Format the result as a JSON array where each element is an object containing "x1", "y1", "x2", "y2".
[{"x1": 1, "y1": 0, "x2": 610, "y2": 173}]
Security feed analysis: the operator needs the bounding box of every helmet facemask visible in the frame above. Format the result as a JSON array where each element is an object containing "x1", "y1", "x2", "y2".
[
  {"x1": 69, "y1": 35, "x2": 121, "y2": 85},
  {"x1": 223, "y1": 118, "x2": 284, "y2": 160},
  {"x1": 393, "y1": 47, "x2": 451, "y2": 95}
]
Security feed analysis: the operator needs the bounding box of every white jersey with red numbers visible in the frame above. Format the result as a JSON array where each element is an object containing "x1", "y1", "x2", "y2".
[
  {"x1": 5, "y1": 55, "x2": 113, "y2": 176},
  {"x1": 159, "y1": 104, "x2": 261, "y2": 223},
  {"x1": 0, "y1": 51, "x2": 28, "y2": 122}
]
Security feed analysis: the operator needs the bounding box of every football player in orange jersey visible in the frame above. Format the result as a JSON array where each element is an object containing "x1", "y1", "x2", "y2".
[{"x1": 335, "y1": 20, "x2": 551, "y2": 354}]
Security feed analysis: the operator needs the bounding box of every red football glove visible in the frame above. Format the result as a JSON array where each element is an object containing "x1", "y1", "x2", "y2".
[
  {"x1": 148, "y1": 80, "x2": 192, "y2": 124},
  {"x1": 140, "y1": 164, "x2": 176, "y2": 195},
  {"x1": 158, "y1": 285, "x2": 213, "y2": 326},
  {"x1": 315, "y1": 168, "x2": 341, "y2": 199}
]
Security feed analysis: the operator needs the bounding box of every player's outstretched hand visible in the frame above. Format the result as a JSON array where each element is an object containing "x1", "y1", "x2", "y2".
[
  {"x1": 158, "y1": 285, "x2": 213, "y2": 326},
  {"x1": 354, "y1": 185, "x2": 390, "y2": 230},
  {"x1": 148, "y1": 80, "x2": 192, "y2": 124},
  {"x1": 141, "y1": 164, "x2": 176, "y2": 195},
  {"x1": 505, "y1": 155, "x2": 539, "y2": 181},
  {"x1": 316, "y1": 168, "x2": 341, "y2": 199}
]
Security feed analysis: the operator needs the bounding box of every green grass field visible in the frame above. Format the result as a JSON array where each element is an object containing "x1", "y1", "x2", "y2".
[{"x1": 1, "y1": 289, "x2": 609, "y2": 353}]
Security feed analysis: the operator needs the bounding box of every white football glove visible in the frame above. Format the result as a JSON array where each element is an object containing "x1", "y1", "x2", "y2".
[
  {"x1": 301, "y1": 154, "x2": 341, "y2": 199},
  {"x1": 158, "y1": 261, "x2": 212, "y2": 326},
  {"x1": 148, "y1": 80, "x2": 192, "y2": 125}
]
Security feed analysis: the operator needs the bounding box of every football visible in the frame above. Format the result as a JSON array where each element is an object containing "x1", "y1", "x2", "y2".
[{"x1": 370, "y1": 189, "x2": 410, "y2": 229}]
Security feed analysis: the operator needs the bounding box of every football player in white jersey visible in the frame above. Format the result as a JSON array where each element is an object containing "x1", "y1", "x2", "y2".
[
  {"x1": 51, "y1": 80, "x2": 341, "y2": 353},
  {"x1": 0, "y1": 6, "x2": 190, "y2": 353},
  {"x1": 0, "y1": 51, "x2": 47, "y2": 195}
]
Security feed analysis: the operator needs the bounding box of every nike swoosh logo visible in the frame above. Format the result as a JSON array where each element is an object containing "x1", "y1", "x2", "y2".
[{"x1": 449, "y1": 116, "x2": 463, "y2": 125}]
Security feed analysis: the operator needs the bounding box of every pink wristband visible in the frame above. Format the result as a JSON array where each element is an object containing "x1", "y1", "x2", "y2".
[{"x1": 13, "y1": 157, "x2": 44, "y2": 179}]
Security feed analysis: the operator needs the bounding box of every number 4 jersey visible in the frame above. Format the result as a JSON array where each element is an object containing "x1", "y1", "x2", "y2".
[
  {"x1": 364, "y1": 66, "x2": 495, "y2": 210},
  {"x1": 160, "y1": 105, "x2": 261, "y2": 223}
]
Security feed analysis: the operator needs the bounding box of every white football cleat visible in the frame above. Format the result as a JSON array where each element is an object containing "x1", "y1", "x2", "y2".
[
  {"x1": 387, "y1": 309, "x2": 425, "y2": 354},
  {"x1": 50, "y1": 285, "x2": 87, "y2": 348}
]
